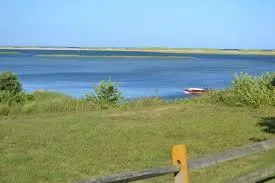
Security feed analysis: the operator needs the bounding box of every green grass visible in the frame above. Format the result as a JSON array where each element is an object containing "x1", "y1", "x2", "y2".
[
  {"x1": 0, "y1": 91, "x2": 99, "y2": 116},
  {"x1": 1, "y1": 93, "x2": 275, "y2": 182},
  {"x1": 190, "y1": 150, "x2": 275, "y2": 183}
]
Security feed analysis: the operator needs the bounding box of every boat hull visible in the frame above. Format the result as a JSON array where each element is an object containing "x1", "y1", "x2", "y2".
[{"x1": 183, "y1": 88, "x2": 205, "y2": 94}]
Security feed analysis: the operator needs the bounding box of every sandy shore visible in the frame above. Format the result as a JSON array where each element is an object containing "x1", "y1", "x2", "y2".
[{"x1": 0, "y1": 46, "x2": 275, "y2": 55}]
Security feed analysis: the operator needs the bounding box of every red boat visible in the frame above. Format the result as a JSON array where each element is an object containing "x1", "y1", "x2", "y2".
[{"x1": 183, "y1": 88, "x2": 206, "y2": 94}]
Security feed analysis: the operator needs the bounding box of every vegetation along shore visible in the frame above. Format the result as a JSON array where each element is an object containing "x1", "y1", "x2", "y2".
[
  {"x1": 1, "y1": 71, "x2": 275, "y2": 183},
  {"x1": 1, "y1": 46, "x2": 275, "y2": 56}
]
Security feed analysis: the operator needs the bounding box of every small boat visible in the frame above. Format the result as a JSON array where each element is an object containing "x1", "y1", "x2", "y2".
[{"x1": 183, "y1": 88, "x2": 206, "y2": 94}]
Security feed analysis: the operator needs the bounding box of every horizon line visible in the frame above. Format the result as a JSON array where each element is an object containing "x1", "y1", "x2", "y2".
[{"x1": 0, "y1": 45, "x2": 274, "y2": 51}]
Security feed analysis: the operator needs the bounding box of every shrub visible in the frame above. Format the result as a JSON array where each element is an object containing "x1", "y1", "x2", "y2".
[
  {"x1": 86, "y1": 79, "x2": 123, "y2": 109},
  {"x1": 0, "y1": 91, "x2": 34, "y2": 106},
  {"x1": 0, "y1": 72, "x2": 22, "y2": 93},
  {"x1": 0, "y1": 72, "x2": 34, "y2": 107},
  {"x1": 270, "y1": 73, "x2": 275, "y2": 87},
  {"x1": 211, "y1": 72, "x2": 275, "y2": 107}
]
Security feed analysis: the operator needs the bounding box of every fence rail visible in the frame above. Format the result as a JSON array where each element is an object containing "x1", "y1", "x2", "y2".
[
  {"x1": 79, "y1": 138, "x2": 275, "y2": 183},
  {"x1": 189, "y1": 138, "x2": 275, "y2": 170},
  {"x1": 228, "y1": 166, "x2": 275, "y2": 183},
  {"x1": 79, "y1": 166, "x2": 180, "y2": 183}
]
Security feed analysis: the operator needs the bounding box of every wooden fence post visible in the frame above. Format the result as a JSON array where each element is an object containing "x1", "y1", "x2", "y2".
[{"x1": 172, "y1": 144, "x2": 190, "y2": 183}]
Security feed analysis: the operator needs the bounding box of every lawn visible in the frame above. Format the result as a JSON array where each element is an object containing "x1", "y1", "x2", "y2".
[{"x1": 1, "y1": 98, "x2": 274, "y2": 183}]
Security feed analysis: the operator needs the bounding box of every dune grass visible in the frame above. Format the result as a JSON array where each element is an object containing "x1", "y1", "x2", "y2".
[
  {"x1": 1, "y1": 93, "x2": 275, "y2": 182},
  {"x1": 0, "y1": 91, "x2": 99, "y2": 116}
]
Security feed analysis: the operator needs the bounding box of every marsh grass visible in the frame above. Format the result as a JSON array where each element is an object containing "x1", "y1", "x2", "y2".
[
  {"x1": 0, "y1": 91, "x2": 98, "y2": 116},
  {"x1": 1, "y1": 72, "x2": 273, "y2": 116},
  {"x1": 0, "y1": 91, "x2": 173, "y2": 116}
]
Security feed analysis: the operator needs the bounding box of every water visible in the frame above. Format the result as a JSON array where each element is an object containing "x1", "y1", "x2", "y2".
[{"x1": 0, "y1": 49, "x2": 275, "y2": 99}]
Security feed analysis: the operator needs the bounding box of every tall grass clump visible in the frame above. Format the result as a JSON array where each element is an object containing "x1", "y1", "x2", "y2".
[
  {"x1": 21, "y1": 91, "x2": 98, "y2": 114},
  {"x1": 119, "y1": 96, "x2": 167, "y2": 111},
  {"x1": 211, "y1": 72, "x2": 275, "y2": 107},
  {"x1": 0, "y1": 91, "x2": 99, "y2": 116},
  {"x1": 85, "y1": 79, "x2": 123, "y2": 109}
]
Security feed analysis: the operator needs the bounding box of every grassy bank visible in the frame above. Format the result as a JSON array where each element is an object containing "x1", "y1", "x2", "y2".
[
  {"x1": 1, "y1": 72, "x2": 275, "y2": 182},
  {"x1": 1, "y1": 92, "x2": 275, "y2": 183}
]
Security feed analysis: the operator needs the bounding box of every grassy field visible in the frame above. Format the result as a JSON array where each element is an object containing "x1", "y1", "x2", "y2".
[{"x1": 1, "y1": 93, "x2": 275, "y2": 183}]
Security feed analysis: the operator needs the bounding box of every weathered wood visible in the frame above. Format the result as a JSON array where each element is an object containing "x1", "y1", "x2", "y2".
[
  {"x1": 78, "y1": 138, "x2": 275, "y2": 183},
  {"x1": 189, "y1": 138, "x2": 275, "y2": 170},
  {"x1": 227, "y1": 166, "x2": 275, "y2": 183},
  {"x1": 174, "y1": 170, "x2": 184, "y2": 183},
  {"x1": 79, "y1": 166, "x2": 180, "y2": 183}
]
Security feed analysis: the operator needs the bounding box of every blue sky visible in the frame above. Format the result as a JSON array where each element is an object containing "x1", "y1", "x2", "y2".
[{"x1": 1, "y1": 0, "x2": 275, "y2": 49}]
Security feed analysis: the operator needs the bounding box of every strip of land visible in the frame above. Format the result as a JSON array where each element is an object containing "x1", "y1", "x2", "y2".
[
  {"x1": 1, "y1": 46, "x2": 275, "y2": 55},
  {"x1": 0, "y1": 51, "x2": 20, "y2": 55},
  {"x1": 36, "y1": 54, "x2": 194, "y2": 59}
]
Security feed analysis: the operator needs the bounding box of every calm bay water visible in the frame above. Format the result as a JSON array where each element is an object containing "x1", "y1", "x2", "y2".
[{"x1": 0, "y1": 49, "x2": 275, "y2": 99}]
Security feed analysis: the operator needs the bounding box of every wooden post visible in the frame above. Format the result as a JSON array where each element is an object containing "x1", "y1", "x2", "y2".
[{"x1": 172, "y1": 144, "x2": 190, "y2": 183}]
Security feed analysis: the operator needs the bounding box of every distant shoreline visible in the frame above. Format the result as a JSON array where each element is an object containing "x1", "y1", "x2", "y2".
[
  {"x1": 0, "y1": 46, "x2": 275, "y2": 56},
  {"x1": 36, "y1": 54, "x2": 193, "y2": 59}
]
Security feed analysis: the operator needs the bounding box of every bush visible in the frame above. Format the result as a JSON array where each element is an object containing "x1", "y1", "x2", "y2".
[
  {"x1": 0, "y1": 91, "x2": 34, "y2": 106},
  {"x1": 211, "y1": 72, "x2": 275, "y2": 107},
  {"x1": 0, "y1": 72, "x2": 22, "y2": 93},
  {"x1": 86, "y1": 79, "x2": 123, "y2": 109},
  {"x1": 271, "y1": 73, "x2": 275, "y2": 87},
  {"x1": 0, "y1": 72, "x2": 34, "y2": 107}
]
